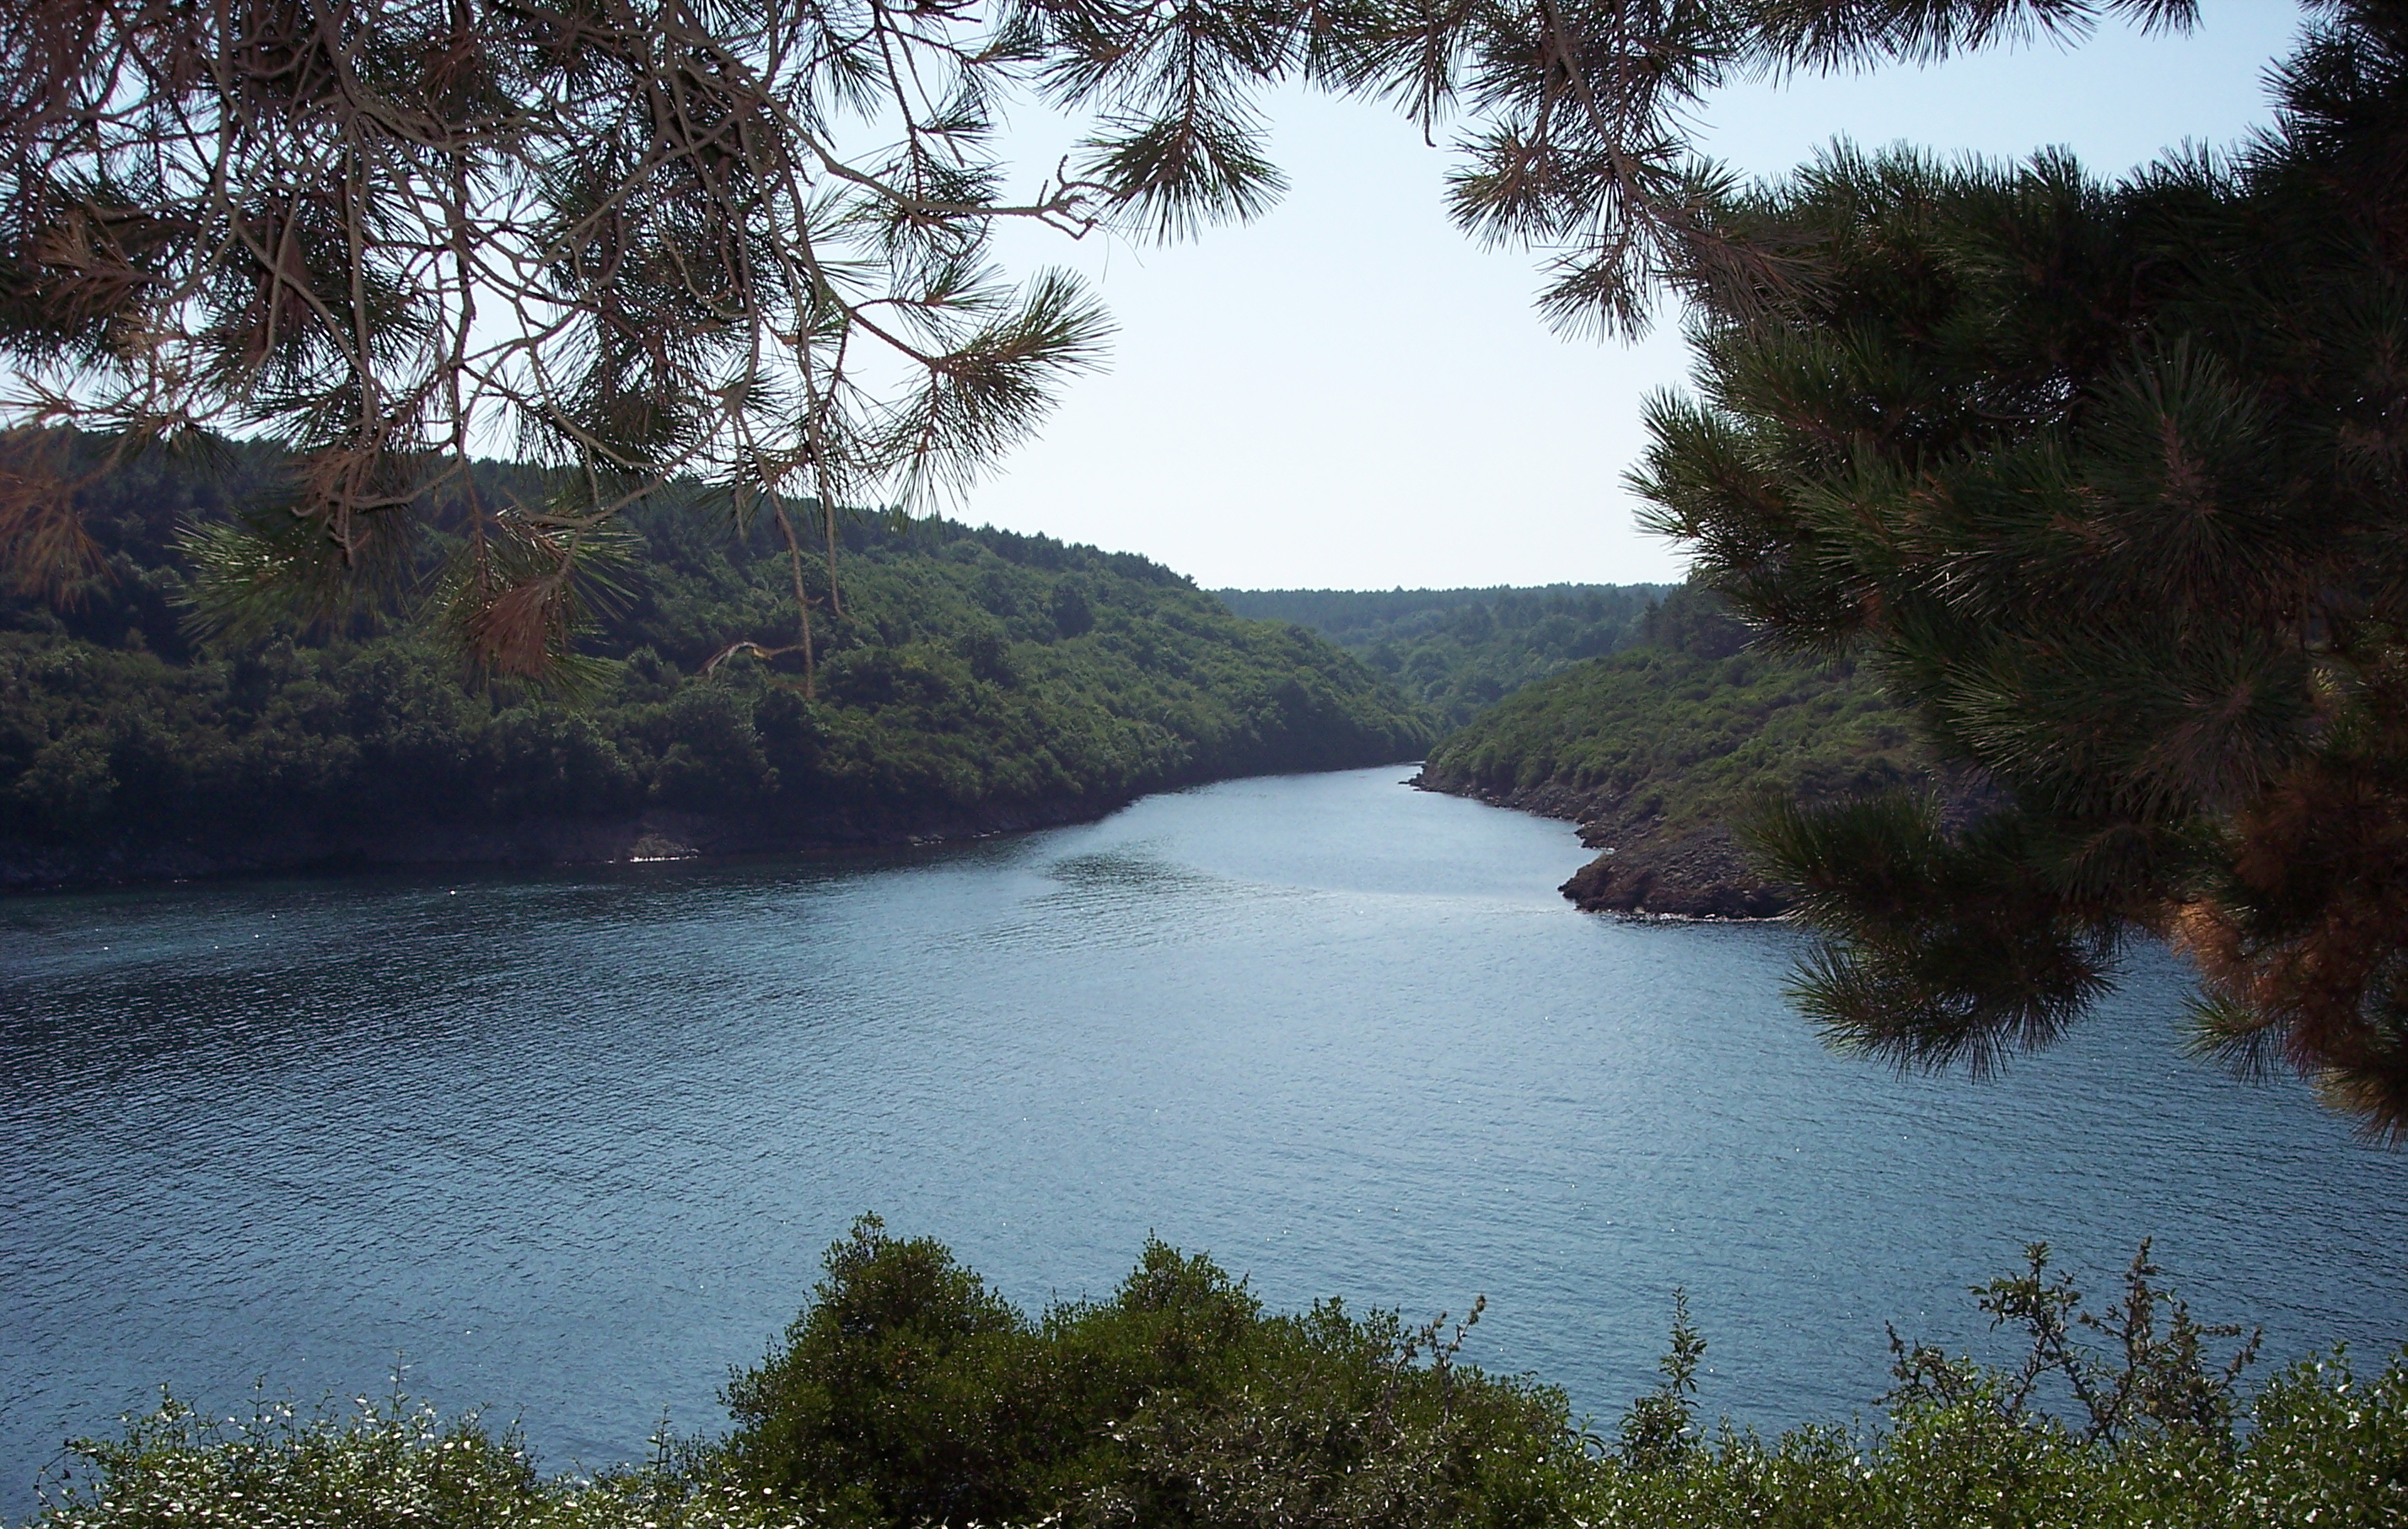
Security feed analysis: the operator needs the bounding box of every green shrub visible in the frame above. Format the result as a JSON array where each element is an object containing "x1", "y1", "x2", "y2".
[
  {"x1": 1567, "y1": 1241, "x2": 2407, "y2": 1529},
  {"x1": 722, "y1": 1218, "x2": 1587, "y2": 1529},
  {"x1": 25, "y1": 1236, "x2": 2408, "y2": 1529},
  {"x1": 24, "y1": 1392, "x2": 812, "y2": 1529},
  {"x1": 723, "y1": 1219, "x2": 1030, "y2": 1523}
]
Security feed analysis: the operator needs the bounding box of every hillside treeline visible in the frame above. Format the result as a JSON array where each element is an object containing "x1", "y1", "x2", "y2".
[
  {"x1": 1216, "y1": 584, "x2": 1664, "y2": 726},
  {"x1": 1, "y1": 437, "x2": 1430, "y2": 886},
  {"x1": 1422, "y1": 589, "x2": 1920, "y2": 826},
  {"x1": 1417, "y1": 587, "x2": 1944, "y2": 916}
]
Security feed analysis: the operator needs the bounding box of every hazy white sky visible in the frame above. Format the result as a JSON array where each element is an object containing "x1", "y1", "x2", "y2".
[{"x1": 965, "y1": 1, "x2": 2311, "y2": 591}]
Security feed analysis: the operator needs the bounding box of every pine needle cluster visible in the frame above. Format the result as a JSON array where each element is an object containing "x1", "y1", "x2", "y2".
[
  {"x1": 0, "y1": 2, "x2": 2207, "y2": 684},
  {"x1": 1631, "y1": 2, "x2": 2408, "y2": 1134},
  {"x1": 0, "y1": 0, "x2": 1339, "y2": 675}
]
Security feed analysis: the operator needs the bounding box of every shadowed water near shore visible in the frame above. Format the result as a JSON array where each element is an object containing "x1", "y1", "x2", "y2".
[{"x1": 3, "y1": 767, "x2": 2404, "y2": 1512}]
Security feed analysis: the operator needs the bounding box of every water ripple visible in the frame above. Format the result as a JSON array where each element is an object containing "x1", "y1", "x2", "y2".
[{"x1": 3, "y1": 767, "x2": 2405, "y2": 1514}]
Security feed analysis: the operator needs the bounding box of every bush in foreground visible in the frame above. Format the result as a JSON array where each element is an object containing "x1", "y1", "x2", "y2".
[
  {"x1": 722, "y1": 1218, "x2": 1577, "y2": 1528},
  {"x1": 21, "y1": 1394, "x2": 804, "y2": 1529},
  {"x1": 24, "y1": 1226, "x2": 2408, "y2": 1528}
]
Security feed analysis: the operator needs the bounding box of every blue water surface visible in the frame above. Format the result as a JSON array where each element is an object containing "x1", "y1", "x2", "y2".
[{"x1": 3, "y1": 767, "x2": 2403, "y2": 1510}]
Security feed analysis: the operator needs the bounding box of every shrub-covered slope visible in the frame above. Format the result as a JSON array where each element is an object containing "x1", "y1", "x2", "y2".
[
  {"x1": 1215, "y1": 584, "x2": 1665, "y2": 727},
  {"x1": 0, "y1": 443, "x2": 1429, "y2": 889},
  {"x1": 1417, "y1": 588, "x2": 1949, "y2": 916}
]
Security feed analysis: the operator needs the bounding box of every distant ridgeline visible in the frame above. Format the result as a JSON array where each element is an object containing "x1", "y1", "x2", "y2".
[
  {"x1": 1213, "y1": 584, "x2": 1668, "y2": 727},
  {"x1": 0, "y1": 436, "x2": 1429, "y2": 891},
  {"x1": 1417, "y1": 586, "x2": 1961, "y2": 918}
]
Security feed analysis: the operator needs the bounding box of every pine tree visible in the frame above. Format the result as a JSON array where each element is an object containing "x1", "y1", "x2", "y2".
[
  {"x1": 0, "y1": 0, "x2": 1315, "y2": 674},
  {"x1": 0, "y1": 1, "x2": 2193, "y2": 676},
  {"x1": 1632, "y1": 2, "x2": 2408, "y2": 1136}
]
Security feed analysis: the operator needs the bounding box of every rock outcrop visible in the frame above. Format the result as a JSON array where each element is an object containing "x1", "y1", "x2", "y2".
[
  {"x1": 1554, "y1": 824, "x2": 1790, "y2": 918},
  {"x1": 1414, "y1": 766, "x2": 1792, "y2": 918},
  {"x1": 1416, "y1": 763, "x2": 1994, "y2": 921}
]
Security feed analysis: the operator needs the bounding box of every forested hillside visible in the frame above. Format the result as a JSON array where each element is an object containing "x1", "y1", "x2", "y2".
[
  {"x1": 1215, "y1": 584, "x2": 1664, "y2": 726},
  {"x1": 1417, "y1": 588, "x2": 1956, "y2": 916},
  {"x1": 0, "y1": 436, "x2": 1429, "y2": 890}
]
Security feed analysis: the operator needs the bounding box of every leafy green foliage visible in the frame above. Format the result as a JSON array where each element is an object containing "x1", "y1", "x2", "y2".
[
  {"x1": 30, "y1": 1236, "x2": 2408, "y2": 1529},
  {"x1": 1630, "y1": 3, "x2": 2408, "y2": 1132},
  {"x1": 1885, "y1": 1241, "x2": 2262, "y2": 1447},
  {"x1": 1615, "y1": 1292, "x2": 1705, "y2": 1472},
  {"x1": 1215, "y1": 586, "x2": 1665, "y2": 728},
  {"x1": 1573, "y1": 1347, "x2": 2408, "y2": 1529},
  {"x1": 0, "y1": 446, "x2": 1428, "y2": 874},
  {"x1": 723, "y1": 1218, "x2": 1580, "y2": 1529},
  {"x1": 22, "y1": 1392, "x2": 806, "y2": 1529},
  {"x1": 723, "y1": 1220, "x2": 1031, "y2": 1526}
]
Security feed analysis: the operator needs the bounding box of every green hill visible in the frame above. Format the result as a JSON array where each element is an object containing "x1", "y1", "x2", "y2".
[
  {"x1": 1215, "y1": 584, "x2": 1666, "y2": 727},
  {"x1": 0, "y1": 437, "x2": 1431, "y2": 890},
  {"x1": 1417, "y1": 588, "x2": 1953, "y2": 916}
]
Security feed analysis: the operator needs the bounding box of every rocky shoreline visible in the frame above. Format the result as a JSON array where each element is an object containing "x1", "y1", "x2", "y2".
[
  {"x1": 1411, "y1": 767, "x2": 1793, "y2": 919},
  {"x1": 0, "y1": 793, "x2": 1128, "y2": 896},
  {"x1": 1415, "y1": 764, "x2": 1999, "y2": 920}
]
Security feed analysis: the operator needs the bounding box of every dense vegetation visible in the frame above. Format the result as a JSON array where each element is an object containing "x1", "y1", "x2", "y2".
[
  {"x1": 0, "y1": 439, "x2": 1428, "y2": 883},
  {"x1": 1216, "y1": 586, "x2": 1664, "y2": 728},
  {"x1": 1427, "y1": 652, "x2": 1912, "y2": 834},
  {"x1": 1411, "y1": 587, "x2": 1948, "y2": 917},
  {"x1": 1420, "y1": 589, "x2": 1926, "y2": 837},
  {"x1": 26, "y1": 1225, "x2": 2405, "y2": 1529}
]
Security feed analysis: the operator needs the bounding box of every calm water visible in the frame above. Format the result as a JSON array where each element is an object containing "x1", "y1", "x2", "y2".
[{"x1": 3, "y1": 767, "x2": 2405, "y2": 1509}]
